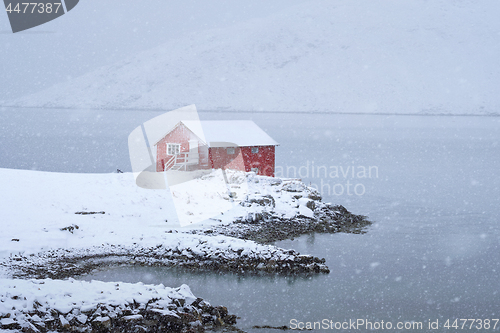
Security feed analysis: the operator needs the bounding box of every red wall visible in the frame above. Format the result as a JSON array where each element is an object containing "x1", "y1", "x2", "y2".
[
  {"x1": 156, "y1": 123, "x2": 276, "y2": 176},
  {"x1": 209, "y1": 145, "x2": 275, "y2": 176},
  {"x1": 156, "y1": 124, "x2": 194, "y2": 172}
]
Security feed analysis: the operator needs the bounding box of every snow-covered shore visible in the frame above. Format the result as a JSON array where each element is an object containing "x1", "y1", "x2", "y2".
[
  {"x1": 0, "y1": 168, "x2": 350, "y2": 277},
  {"x1": 0, "y1": 278, "x2": 236, "y2": 332},
  {"x1": 0, "y1": 168, "x2": 369, "y2": 332}
]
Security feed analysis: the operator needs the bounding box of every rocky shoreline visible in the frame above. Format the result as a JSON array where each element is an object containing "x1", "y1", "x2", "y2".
[
  {"x1": 193, "y1": 174, "x2": 371, "y2": 244},
  {"x1": 3, "y1": 201, "x2": 369, "y2": 281},
  {"x1": 3, "y1": 243, "x2": 330, "y2": 281},
  {"x1": 0, "y1": 279, "x2": 237, "y2": 333},
  {"x1": 1, "y1": 241, "x2": 329, "y2": 333},
  {"x1": 0, "y1": 172, "x2": 372, "y2": 333},
  {"x1": 1, "y1": 204, "x2": 369, "y2": 332},
  {"x1": 1, "y1": 294, "x2": 236, "y2": 333},
  {"x1": 199, "y1": 204, "x2": 370, "y2": 244}
]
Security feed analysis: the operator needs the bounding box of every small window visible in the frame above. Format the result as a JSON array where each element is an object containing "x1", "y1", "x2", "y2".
[
  {"x1": 227, "y1": 147, "x2": 235, "y2": 155},
  {"x1": 251, "y1": 167, "x2": 259, "y2": 174},
  {"x1": 167, "y1": 143, "x2": 180, "y2": 155},
  {"x1": 251, "y1": 147, "x2": 259, "y2": 154}
]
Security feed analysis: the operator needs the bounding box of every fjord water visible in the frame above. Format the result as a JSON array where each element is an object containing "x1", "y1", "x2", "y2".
[{"x1": 2, "y1": 108, "x2": 499, "y2": 331}]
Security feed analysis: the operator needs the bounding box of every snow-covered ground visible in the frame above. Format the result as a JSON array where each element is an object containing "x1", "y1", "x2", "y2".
[
  {"x1": 0, "y1": 279, "x2": 200, "y2": 332},
  {"x1": 0, "y1": 167, "x2": 335, "y2": 331},
  {"x1": 169, "y1": 169, "x2": 318, "y2": 226},
  {"x1": 1, "y1": 167, "x2": 175, "y2": 259},
  {"x1": 6, "y1": 0, "x2": 500, "y2": 114},
  {"x1": 0, "y1": 168, "x2": 318, "y2": 262}
]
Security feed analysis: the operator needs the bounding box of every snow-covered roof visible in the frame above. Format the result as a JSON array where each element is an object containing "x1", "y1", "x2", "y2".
[{"x1": 179, "y1": 120, "x2": 279, "y2": 147}]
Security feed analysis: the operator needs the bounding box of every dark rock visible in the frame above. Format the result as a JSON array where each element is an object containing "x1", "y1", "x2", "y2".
[
  {"x1": 308, "y1": 192, "x2": 322, "y2": 201},
  {"x1": 281, "y1": 182, "x2": 306, "y2": 192},
  {"x1": 75, "y1": 211, "x2": 105, "y2": 215},
  {"x1": 22, "y1": 322, "x2": 41, "y2": 333},
  {"x1": 305, "y1": 200, "x2": 315, "y2": 211},
  {"x1": 200, "y1": 203, "x2": 371, "y2": 247},
  {"x1": 1, "y1": 318, "x2": 20, "y2": 330},
  {"x1": 243, "y1": 194, "x2": 276, "y2": 208},
  {"x1": 60, "y1": 225, "x2": 79, "y2": 234}
]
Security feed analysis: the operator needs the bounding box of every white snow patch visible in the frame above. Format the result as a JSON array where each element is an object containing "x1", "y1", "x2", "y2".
[{"x1": 0, "y1": 278, "x2": 196, "y2": 329}]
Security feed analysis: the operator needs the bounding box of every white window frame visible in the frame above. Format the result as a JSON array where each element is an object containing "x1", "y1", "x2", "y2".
[
  {"x1": 167, "y1": 143, "x2": 181, "y2": 155},
  {"x1": 227, "y1": 147, "x2": 236, "y2": 155},
  {"x1": 251, "y1": 147, "x2": 259, "y2": 154}
]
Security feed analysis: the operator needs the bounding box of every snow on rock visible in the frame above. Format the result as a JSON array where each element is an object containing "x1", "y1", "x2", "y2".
[
  {"x1": 196, "y1": 172, "x2": 370, "y2": 243},
  {"x1": 204, "y1": 202, "x2": 370, "y2": 245},
  {"x1": 4, "y1": 233, "x2": 330, "y2": 279},
  {"x1": 227, "y1": 172, "x2": 320, "y2": 220},
  {"x1": 171, "y1": 170, "x2": 322, "y2": 226},
  {"x1": 298, "y1": 205, "x2": 314, "y2": 219},
  {"x1": 0, "y1": 278, "x2": 235, "y2": 332}
]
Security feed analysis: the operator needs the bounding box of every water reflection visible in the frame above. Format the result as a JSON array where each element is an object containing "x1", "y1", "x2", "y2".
[{"x1": 81, "y1": 264, "x2": 324, "y2": 287}]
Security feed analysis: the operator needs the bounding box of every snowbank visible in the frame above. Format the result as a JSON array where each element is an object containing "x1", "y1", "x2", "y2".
[
  {"x1": 0, "y1": 278, "x2": 235, "y2": 332},
  {"x1": 0, "y1": 168, "x2": 174, "y2": 259}
]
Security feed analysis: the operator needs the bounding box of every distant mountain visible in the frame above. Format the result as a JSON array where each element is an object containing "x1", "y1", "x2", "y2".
[{"x1": 9, "y1": 0, "x2": 500, "y2": 114}]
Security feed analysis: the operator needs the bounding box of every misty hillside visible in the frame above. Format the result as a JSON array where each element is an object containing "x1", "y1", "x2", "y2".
[{"x1": 10, "y1": 0, "x2": 500, "y2": 114}]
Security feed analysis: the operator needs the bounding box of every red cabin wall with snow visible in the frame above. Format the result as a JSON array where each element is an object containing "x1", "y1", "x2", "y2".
[
  {"x1": 156, "y1": 125, "x2": 198, "y2": 172},
  {"x1": 209, "y1": 146, "x2": 275, "y2": 177},
  {"x1": 155, "y1": 122, "x2": 277, "y2": 176}
]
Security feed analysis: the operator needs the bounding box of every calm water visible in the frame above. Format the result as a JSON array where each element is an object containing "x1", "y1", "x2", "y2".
[{"x1": 2, "y1": 107, "x2": 500, "y2": 332}]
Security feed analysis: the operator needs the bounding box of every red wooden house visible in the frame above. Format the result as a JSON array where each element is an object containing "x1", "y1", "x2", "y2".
[{"x1": 154, "y1": 120, "x2": 278, "y2": 177}]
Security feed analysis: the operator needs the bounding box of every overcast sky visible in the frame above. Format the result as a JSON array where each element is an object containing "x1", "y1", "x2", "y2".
[{"x1": 0, "y1": 0, "x2": 307, "y2": 102}]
